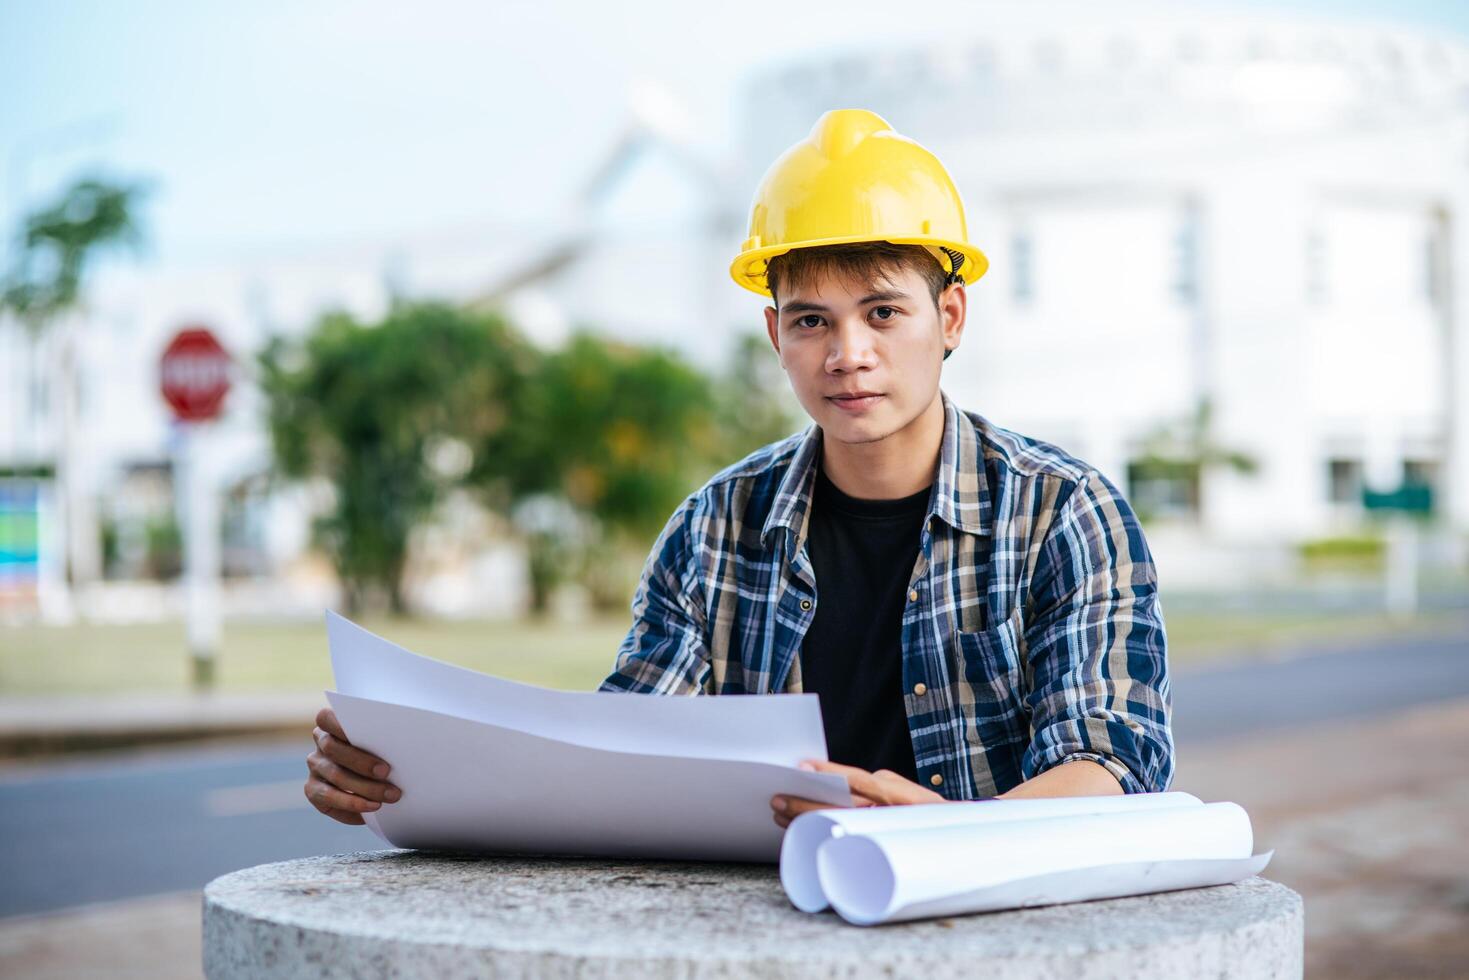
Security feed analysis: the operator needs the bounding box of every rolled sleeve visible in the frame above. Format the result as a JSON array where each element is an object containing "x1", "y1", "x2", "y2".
[
  {"x1": 1019, "y1": 471, "x2": 1174, "y2": 794},
  {"x1": 598, "y1": 493, "x2": 711, "y2": 696}
]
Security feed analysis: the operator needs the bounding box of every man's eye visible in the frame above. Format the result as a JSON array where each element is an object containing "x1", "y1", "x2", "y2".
[
  {"x1": 872, "y1": 306, "x2": 898, "y2": 321},
  {"x1": 795, "y1": 315, "x2": 823, "y2": 329}
]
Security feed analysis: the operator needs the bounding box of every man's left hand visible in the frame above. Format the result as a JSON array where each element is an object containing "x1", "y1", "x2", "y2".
[{"x1": 771, "y1": 759, "x2": 947, "y2": 829}]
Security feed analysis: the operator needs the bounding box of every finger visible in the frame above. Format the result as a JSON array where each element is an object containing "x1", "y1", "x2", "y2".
[
  {"x1": 771, "y1": 795, "x2": 849, "y2": 822},
  {"x1": 304, "y1": 779, "x2": 368, "y2": 824},
  {"x1": 307, "y1": 752, "x2": 400, "y2": 803},
  {"x1": 304, "y1": 776, "x2": 382, "y2": 813},
  {"x1": 305, "y1": 792, "x2": 368, "y2": 826},
  {"x1": 800, "y1": 760, "x2": 887, "y2": 803},
  {"x1": 784, "y1": 795, "x2": 841, "y2": 818},
  {"x1": 800, "y1": 759, "x2": 878, "y2": 784},
  {"x1": 800, "y1": 759, "x2": 862, "y2": 775},
  {"x1": 316, "y1": 707, "x2": 346, "y2": 740},
  {"x1": 863, "y1": 769, "x2": 910, "y2": 806},
  {"x1": 872, "y1": 769, "x2": 947, "y2": 805},
  {"x1": 314, "y1": 728, "x2": 391, "y2": 780}
]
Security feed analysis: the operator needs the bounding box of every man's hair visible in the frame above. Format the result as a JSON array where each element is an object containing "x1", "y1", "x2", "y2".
[{"x1": 764, "y1": 242, "x2": 949, "y2": 308}]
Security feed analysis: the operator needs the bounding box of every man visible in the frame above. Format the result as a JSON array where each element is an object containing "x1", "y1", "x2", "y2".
[{"x1": 304, "y1": 109, "x2": 1173, "y2": 831}]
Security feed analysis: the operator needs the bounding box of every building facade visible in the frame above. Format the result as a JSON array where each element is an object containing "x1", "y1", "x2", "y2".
[
  {"x1": 3, "y1": 8, "x2": 1465, "y2": 616},
  {"x1": 741, "y1": 14, "x2": 1469, "y2": 558}
]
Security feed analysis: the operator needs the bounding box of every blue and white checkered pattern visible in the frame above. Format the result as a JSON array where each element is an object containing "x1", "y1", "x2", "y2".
[{"x1": 599, "y1": 392, "x2": 1174, "y2": 799}]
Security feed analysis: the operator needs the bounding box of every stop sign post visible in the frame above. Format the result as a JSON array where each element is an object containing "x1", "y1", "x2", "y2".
[{"x1": 160, "y1": 326, "x2": 232, "y2": 690}]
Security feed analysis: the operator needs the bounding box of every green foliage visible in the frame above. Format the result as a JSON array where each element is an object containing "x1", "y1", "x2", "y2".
[
  {"x1": 259, "y1": 302, "x2": 534, "y2": 613},
  {"x1": 1, "y1": 175, "x2": 151, "y2": 587},
  {"x1": 101, "y1": 510, "x2": 180, "y2": 581},
  {"x1": 507, "y1": 331, "x2": 795, "y2": 611},
  {"x1": 1129, "y1": 397, "x2": 1258, "y2": 523},
  {"x1": 1299, "y1": 533, "x2": 1386, "y2": 572},
  {"x1": 1, "y1": 177, "x2": 150, "y2": 330},
  {"x1": 1132, "y1": 398, "x2": 1258, "y2": 477},
  {"x1": 515, "y1": 333, "x2": 717, "y2": 536},
  {"x1": 260, "y1": 304, "x2": 798, "y2": 615},
  {"x1": 713, "y1": 332, "x2": 804, "y2": 458}
]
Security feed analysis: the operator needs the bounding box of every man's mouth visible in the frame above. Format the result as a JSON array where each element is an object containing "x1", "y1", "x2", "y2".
[{"x1": 827, "y1": 392, "x2": 884, "y2": 412}]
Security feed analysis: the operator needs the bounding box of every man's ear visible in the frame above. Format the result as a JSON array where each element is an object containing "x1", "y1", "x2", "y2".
[
  {"x1": 939, "y1": 283, "x2": 966, "y2": 359},
  {"x1": 764, "y1": 306, "x2": 782, "y2": 364}
]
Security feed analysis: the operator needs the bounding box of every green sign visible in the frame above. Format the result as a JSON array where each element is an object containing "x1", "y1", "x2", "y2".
[{"x1": 1362, "y1": 482, "x2": 1433, "y2": 514}]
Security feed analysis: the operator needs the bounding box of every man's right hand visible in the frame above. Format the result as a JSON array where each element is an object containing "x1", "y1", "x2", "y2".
[{"x1": 304, "y1": 707, "x2": 401, "y2": 825}]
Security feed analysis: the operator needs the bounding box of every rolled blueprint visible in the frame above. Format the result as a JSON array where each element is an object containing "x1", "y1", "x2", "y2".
[
  {"x1": 813, "y1": 802, "x2": 1271, "y2": 925},
  {"x1": 780, "y1": 791, "x2": 1204, "y2": 913}
]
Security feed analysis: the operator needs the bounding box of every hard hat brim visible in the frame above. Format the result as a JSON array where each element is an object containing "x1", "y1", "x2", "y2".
[{"x1": 730, "y1": 235, "x2": 989, "y2": 299}]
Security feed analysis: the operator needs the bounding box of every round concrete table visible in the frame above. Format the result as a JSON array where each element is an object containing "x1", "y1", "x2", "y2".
[{"x1": 203, "y1": 850, "x2": 1303, "y2": 979}]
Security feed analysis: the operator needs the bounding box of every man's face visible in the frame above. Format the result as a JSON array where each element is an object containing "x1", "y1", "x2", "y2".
[{"x1": 764, "y1": 263, "x2": 965, "y2": 447}]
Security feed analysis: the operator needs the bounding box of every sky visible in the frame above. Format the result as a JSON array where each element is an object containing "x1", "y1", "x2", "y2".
[{"x1": 2, "y1": 0, "x2": 1467, "y2": 275}]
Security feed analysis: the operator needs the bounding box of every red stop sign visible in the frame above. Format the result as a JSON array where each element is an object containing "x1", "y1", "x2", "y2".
[{"x1": 160, "y1": 326, "x2": 232, "y2": 422}]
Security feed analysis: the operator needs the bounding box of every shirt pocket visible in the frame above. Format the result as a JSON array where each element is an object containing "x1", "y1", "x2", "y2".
[{"x1": 952, "y1": 605, "x2": 1031, "y2": 750}]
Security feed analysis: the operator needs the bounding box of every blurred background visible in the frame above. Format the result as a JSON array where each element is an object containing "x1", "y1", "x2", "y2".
[{"x1": 1, "y1": 0, "x2": 1466, "y2": 976}]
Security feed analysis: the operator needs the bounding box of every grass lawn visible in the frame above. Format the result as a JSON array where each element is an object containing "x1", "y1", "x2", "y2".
[
  {"x1": 0, "y1": 608, "x2": 1463, "y2": 697},
  {"x1": 0, "y1": 616, "x2": 629, "y2": 696}
]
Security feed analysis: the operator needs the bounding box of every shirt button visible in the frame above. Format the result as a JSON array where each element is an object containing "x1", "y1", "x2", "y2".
[
  {"x1": 929, "y1": 773, "x2": 944, "y2": 788},
  {"x1": 799, "y1": 599, "x2": 812, "y2": 611},
  {"x1": 907, "y1": 589, "x2": 919, "y2": 602},
  {"x1": 913, "y1": 682, "x2": 927, "y2": 697}
]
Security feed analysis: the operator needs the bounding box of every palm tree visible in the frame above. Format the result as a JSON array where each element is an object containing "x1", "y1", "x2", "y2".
[{"x1": 1, "y1": 176, "x2": 150, "y2": 591}]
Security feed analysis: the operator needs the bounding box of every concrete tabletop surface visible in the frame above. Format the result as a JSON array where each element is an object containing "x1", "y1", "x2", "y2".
[{"x1": 204, "y1": 849, "x2": 1304, "y2": 978}]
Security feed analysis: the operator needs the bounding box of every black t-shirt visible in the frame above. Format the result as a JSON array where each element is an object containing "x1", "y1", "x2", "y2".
[{"x1": 799, "y1": 465, "x2": 930, "y2": 781}]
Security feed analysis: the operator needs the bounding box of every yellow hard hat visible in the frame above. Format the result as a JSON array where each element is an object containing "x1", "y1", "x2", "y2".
[{"x1": 730, "y1": 109, "x2": 988, "y2": 298}]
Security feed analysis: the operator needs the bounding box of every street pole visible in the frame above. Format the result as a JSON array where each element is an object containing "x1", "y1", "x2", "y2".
[
  {"x1": 1383, "y1": 515, "x2": 1419, "y2": 620},
  {"x1": 173, "y1": 422, "x2": 222, "y2": 689},
  {"x1": 161, "y1": 326, "x2": 231, "y2": 692}
]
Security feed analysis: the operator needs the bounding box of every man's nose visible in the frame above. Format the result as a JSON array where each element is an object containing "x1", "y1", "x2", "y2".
[{"x1": 825, "y1": 321, "x2": 877, "y2": 372}]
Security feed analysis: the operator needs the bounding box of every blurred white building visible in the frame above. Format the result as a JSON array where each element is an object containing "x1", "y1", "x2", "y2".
[
  {"x1": 734, "y1": 14, "x2": 1469, "y2": 582},
  {"x1": 2, "y1": 6, "x2": 1467, "y2": 616}
]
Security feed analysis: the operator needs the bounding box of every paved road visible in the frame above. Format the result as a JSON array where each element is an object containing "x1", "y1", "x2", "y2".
[
  {"x1": 0, "y1": 740, "x2": 365, "y2": 918},
  {"x1": 1, "y1": 626, "x2": 1464, "y2": 918},
  {"x1": 1172, "y1": 626, "x2": 1469, "y2": 743}
]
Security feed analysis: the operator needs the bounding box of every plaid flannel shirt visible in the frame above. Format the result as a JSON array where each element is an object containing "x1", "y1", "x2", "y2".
[{"x1": 599, "y1": 391, "x2": 1174, "y2": 799}]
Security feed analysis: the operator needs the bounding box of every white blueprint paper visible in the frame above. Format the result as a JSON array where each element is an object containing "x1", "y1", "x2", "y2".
[
  {"x1": 847, "y1": 851, "x2": 1275, "y2": 925},
  {"x1": 326, "y1": 690, "x2": 853, "y2": 862},
  {"x1": 327, "y1": 611, "x2": 828, "y2": 766},
  {"x1": 780, "y1": 792, "x2": 1205, "y2": 912},
  {"x1": 811, "y1": 802, "x2": 1271, "y2": 925}
]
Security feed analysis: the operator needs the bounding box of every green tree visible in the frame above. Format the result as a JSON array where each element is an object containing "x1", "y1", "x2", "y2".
[
  {"x1": 260, "y1": 307, "x2": 800, "y2": 618},
  {"x1": 1, "y1": 176, "x2": 151, "y2": 585},
  {"x1": 259, "y1": 301, "x2": 535, "y2": 613},
  {"x1": 503, "y1": 333, "x2": 719, "y2": 610},
  {"x1": 499, "y1": 330, "x2": 800, "y2": 613},
  {"x1": 712, "y1": 331, "x2": 802, "y2": 458},
  {"x1": 2, "y1": 177, "x2": 150, "y2": 327}
]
